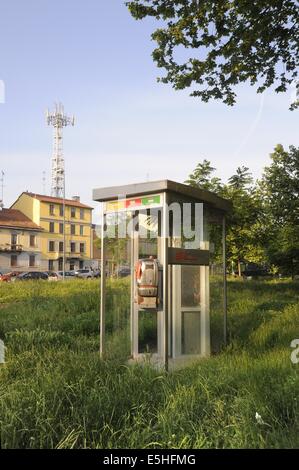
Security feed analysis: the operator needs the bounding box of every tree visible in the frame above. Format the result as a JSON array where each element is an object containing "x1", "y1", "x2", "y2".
[
  {"x1": 185, "y1": 147, "x2": 299, "y2": 277},
  {"x1": 227, "y1": 166, "x2": 253, "y2": 190},
  {"x1": 185, "y1": 159, "x2": 222, "y2": 193},
  {"x1": 258, "y1": 144, "x2": 299, "y2": 276},
  {"x1": 225, "y1": 167, "x2": 264, "y2": 276},
  {"x1": 266, "y1": 224, "x2": 299, "y2": 277},
  {"x1": 222, "y1": 183, "x2": 264, "y2": 276},
  {"x1": 185, "y1": 159, "x2": 264, "y2": 275},
  {"x1": 259, "y1": 144, "x2": 299, "y2": 225},
  {"x1": 127, "y1": 0, "x2": 299, "y2": 108}
]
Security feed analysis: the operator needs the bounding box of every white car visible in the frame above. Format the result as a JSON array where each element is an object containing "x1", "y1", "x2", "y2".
[
  {"x1": 48, "y1": 272, "x2": 59, "y2": 282},
  {"x1": 74, "y1": 269, "x2": 94, "y2": 279},
  {"x1": 55, "y1": 271, "x2": 77, "y2": 280}
]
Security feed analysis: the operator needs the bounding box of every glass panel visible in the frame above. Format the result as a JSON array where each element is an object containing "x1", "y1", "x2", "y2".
[
  {"x1": 182, "y1": 202, "x2": 202, "y2": 250},
  {"x1": 102, "y1": 211, "x2": 131, "y2": 359},
  {"x1": 138, "y1": 311, "x2": 158, "y2": 354},
  {"x1": 138, "y1": 210, "x2": 159, "y2": 258},
  {"x1": 182, "y1": 311, "x2": 201, "y2": 354},
  {"x1": 181, "y1": 265, "x2": 201, "y2": 308},
  {"x1": 138, "y1": 211, "x2": 158, "y2": 268},
  {"x1": 105, "y1": 211, "x2": 131, "y2": 277}
]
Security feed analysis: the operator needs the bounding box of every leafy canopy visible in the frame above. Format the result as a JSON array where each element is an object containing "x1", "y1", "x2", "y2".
[
  {"x1": 258, "y1": 144, "x2": 299, "y2": 275},
  {"x1": 185, "y1": 159, "x2": 222, "y2": 192},
  {"x1": 185, "y1": 145, "x2": 299, "y2": 275},
  {"x1": 127, "y1": 0, "x2": 299, "y2": 108},
  {"x1": 259, "y1": 144, "x2": 299, "y2": 225},
  {"x1": 228, "y1": 166, "x2": 253, "y2": 190}
]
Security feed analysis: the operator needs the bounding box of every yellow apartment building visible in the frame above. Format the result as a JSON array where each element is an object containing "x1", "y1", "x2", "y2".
[
  {"x1": 0, "y1": 207, "x2": 43, "y2": 273},
  {"x1": 11, "y1": 192, "x2": 93, "y2": 272}
]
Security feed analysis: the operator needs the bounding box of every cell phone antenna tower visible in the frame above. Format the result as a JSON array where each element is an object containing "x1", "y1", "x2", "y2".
[{"x1": 46, "y1": 103, "x2": 75, "y2": 198}]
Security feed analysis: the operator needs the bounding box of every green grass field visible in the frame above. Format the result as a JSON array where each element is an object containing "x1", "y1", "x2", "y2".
[{"x1": 0, "y1": 278, "x2": 298, "y2": 449}]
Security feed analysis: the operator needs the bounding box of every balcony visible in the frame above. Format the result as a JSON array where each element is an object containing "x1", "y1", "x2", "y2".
[
  {"x1": 68, "y1": 250, "x2": 85, "y2": 259},
  {"x1": 0, "y1": 243, "x2": 23, "y2": 253},
  {"x1": 49, "y1": 251, "x2": 85, "y2": 259}
]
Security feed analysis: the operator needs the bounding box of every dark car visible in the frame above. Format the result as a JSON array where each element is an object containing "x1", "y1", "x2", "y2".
[
  {"x1": 16, "y1": 271, "x2": 49, "y2": 281},
  {"x1": 242, "y1": 263, "x2": 270, "y2": 279},
  {"x1": 116, "y1": 267, "x2": 131, "y2": 278}
]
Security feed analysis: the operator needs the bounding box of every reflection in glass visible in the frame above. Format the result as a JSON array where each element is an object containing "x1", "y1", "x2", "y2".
[{"x1": 181, "y1": 266, "x2": 200, "y2": 307}]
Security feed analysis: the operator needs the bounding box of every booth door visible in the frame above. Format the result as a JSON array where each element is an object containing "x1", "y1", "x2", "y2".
[{"x1": 181, "y1": 266, "x2": 201, "y2": 354}]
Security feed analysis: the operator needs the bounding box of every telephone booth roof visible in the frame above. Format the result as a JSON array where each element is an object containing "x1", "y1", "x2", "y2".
[{"x1": 93, "y1": 179, "x2": 232, "y2": 213}]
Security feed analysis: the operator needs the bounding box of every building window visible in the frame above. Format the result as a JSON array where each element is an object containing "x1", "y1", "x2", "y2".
[
  {"x1": 30, "y1": 235, "x2": 36, "y2": 247},
  {"x1": 49, "y1": 222, "x2": 55, "y2": 233},
  {"x1": 80, "y1": 209, "x2": 84, "y2": 220},
  {"x1": 49, "y1": 241, "x2": 55, "y2": 252},
  {"x1": 48, "y1": 260, "x2": 54, "y2": 271},
  {"x1": 49, "y1": 204, "x2": 55, "y2": 216},
  {"x1": 80, "y1": 225, "x2": 84, "y2": 236},
  {"x1": 70, "y1": 242, "x2": 76, "y2": 253},
  {"x1": 80, "y1": 243, "x2": 85, "y2": 254},
  {"x1": 11, "y1": 254, "x2": 18, "y2": 267},
  {"x1": 79, "y1": 260, "x2": 84, "y2": 269},
  {"x1": 58, "y1": 258, "x2": 63, "y2": 271},
  {"x1": 59, "y1": 223, "x2": 64, "y2": 234},
  {"x1": 59, "y1": 205, "x2": 64, "y2": 217},
  {"x1": 71, "y1": 207, "x2": 76, "y2": 218},
  {"x1": 71, "y1": 224, "x2": 76, "y2": 235},
  {"x1": 11, "y1": 233, "x2": 18, "y2": 248},
  {"x1": 59, "y1": 241, "x2": 64, "y2": 252},
  {"x1": 70, "y1": 262, "x2": 75, "y2": 271},
  {"x1": 29, "y1": 255, "x2": 35, "y2": 267}
]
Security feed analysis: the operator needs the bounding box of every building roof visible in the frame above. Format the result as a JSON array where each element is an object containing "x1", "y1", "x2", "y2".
[
  {"x1": 0, "y1": 209, "x2": 43, "y2": 231},
  {"x1": 22, "y1": 192, "x2": 93, "y2": 210},
  {"x1": 93, "y1": 179, "x2": 232, "y2": 213}
]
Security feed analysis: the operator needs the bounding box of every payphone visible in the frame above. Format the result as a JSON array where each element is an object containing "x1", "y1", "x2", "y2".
[{"x1": 135, "y1": 257, "x2": 160, "y2": 307}]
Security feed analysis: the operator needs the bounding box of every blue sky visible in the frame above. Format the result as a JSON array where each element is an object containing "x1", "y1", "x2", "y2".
[{"x1": 0, "y1": 0, "x2": 298, "y2": 224}]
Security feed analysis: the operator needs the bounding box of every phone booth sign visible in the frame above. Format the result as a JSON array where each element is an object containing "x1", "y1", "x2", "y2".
[{"x1": 93, "y1": 180, "x2": 232, "y2": 370}]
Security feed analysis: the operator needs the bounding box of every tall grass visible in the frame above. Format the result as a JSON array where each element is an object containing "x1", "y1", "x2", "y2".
[{"x1": 0, "y1": 278, "x2": 298, "y2": 448}]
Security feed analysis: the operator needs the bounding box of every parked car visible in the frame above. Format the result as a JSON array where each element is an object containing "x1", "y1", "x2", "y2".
[
  {"x1": 47, "y1": 271, "x2": 59, "y2": 281},
  {"x1": 57, "y1": 271, "x2": 77, "y2": 279},
  {"x1": 74, "y1": 268, "x2": 95, "y2": 279},
  {"x1": 241, "y1": 263, "x2": 270, "y2": 279},
  {"x1": 0, "y1": 271, "x2": 20, "y2": 282},
  {"x1": 16, "y1": 271, "x2": 49, "y2": 281},
  {"x1": 93, "y1": 268, "x2": 101, "y2": 278},
  {"x1": 115, "y1": 266, "x2": 131, "y2": 278}
]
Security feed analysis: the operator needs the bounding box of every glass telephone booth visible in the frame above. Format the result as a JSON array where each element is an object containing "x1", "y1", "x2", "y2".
[{"x1": 93, "y1": 180, "x2": 231, "y2": 370}]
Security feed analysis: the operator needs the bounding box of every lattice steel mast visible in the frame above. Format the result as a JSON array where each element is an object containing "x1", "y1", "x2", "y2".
[{"x1": 46, "y1": 103, "x2": 75, "y2": 198}]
